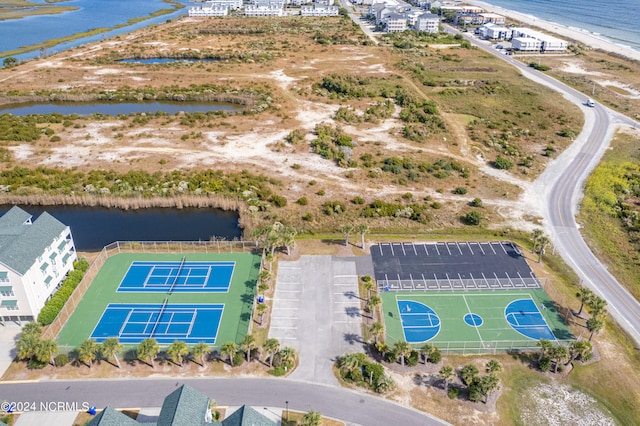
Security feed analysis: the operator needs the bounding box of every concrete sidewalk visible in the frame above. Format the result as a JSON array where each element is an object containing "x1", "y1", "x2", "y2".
[{"x1": 0, "y1": 322, "x2": 21, "y2": 378}]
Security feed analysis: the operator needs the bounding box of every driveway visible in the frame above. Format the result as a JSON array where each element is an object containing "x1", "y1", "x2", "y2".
[{"x1": 270, "y1": 255, "x2": 364, "y2": 385}]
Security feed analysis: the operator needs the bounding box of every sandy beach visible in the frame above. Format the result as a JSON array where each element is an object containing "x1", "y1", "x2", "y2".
[{"x1": 463, "y1": 0, "x2": 640, "y2": 62}]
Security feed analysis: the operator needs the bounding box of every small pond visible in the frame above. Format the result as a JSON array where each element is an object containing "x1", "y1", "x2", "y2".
[
  {"x1": 0, "y1": 101, "x2": 241, "y2": 116},
  {"x1": 118, "y1": 58, "x2": 220, "y2": 64}
]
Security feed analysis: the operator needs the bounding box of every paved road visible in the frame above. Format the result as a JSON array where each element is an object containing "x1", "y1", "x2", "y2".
[
  {"x1": 453, "y1": 28, "x2": 640, "y2": 345},
  {"x1": 0, "y1": 377, "x2": 449, "y2": 426}
]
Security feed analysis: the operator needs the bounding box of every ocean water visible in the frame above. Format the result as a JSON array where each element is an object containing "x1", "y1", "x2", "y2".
[
  {"x1": 0, "y1": 0, "x2": 191, "y2": 61},
  {"x1": 481, "y1": 0, "x2": 640, "y2": 52}
]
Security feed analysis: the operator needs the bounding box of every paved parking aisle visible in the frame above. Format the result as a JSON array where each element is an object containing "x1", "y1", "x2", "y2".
[{"x1": 270, "y1": 256, "x2": 363, "y2": 386}]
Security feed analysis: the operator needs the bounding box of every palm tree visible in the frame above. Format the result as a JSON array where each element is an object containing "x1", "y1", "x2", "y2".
[
  {"x1": 460, "y1": 364, "x2": 479, "y2": 386},
  {"x1": 262, "y1": 338, "x2": 280, "y2": 368},
  {"x1": 100, "y1": 337, "x2": 124, "y2": 369},
  {"x1": 419, "y1": 343, "x2": 435, "y2": 365},
  {"x1": 481, "y1": 374, "x2": 500, "y2": 403},
  {"x1": 357, "y1": 223, "x2": 369, "y2": 249},
  {"x1": 439, "y1": 365, "x2": 455, "y2": 391},
  {"x1": 362, "y1": 279, "x2": 374, "y2": 302},
  {"x1": 531, "y1": 229, "x2": 543, "y2": 254},
  {"x1": 368, "y1": 295, "x2": 381, "y2": 321},
  {"x1": 374, "y1": 375, "x2": 396, "y2": 393},
  {"x1": 281, "y1": 225, "x2": 297, "y2": 256},
  {"x1": 256, "y1": 303, "x2": 267, "y2": 325},
  {"x1": 340, "y1": 224, "x2": 355, "y2": 246},
  {"x1": 279, "y1": 346, "x2": 297, "y2": 367},
  {"x1": 537, "y1": 235, "x2": 550, "y2": 263},
  {"x1": 586, "y1": 317, "x2": 604, "y2": 341},
  {"x1": 486, "y1": 359, "x2": 502, "y2": 374},
  {"x1": 35, "y1": 339, "x2": 58, "y2": 366},
  {"x1": 167, "y1": 340, "x2": 189, "y2": 367},
  {"x1": 587, "y1": 295, "x2": 607, "y2": 319},
  {"x1": 567, "y1": 340, "x2": 592, "y2": 365},
  {"x1": 137, "y1": 338, "x2": 160, "y2": 369},
  {"x1": 190, "y1": 342, "x2": 211, "y2": 367},
  {"x1": 17, "y1": 332, "x2": 40, "y2": 361},
  {"x1": 221, "y1": 342, "x2": 239, "y2": 366},
  {"x1": 550, "y1": 345, "x2": 569, "y2": 373},
  {"x1": 392, "y1": 340, "x2": 411, "y2": 366},
  {"x1": 300, "y1": 410, "x2": 322, "y2": 426},
  {"x1": 22, "y1": 322, "x2": 42, "y2": 339},
  {"x1": 338, "y1": 353, "x2": 361, "y2": 373},
  {"x1": 575, "y1": 287, "x2": 594, "y2": 317},
  {"x1": 78, "y1": 339, "x2": 99, "y2": 368},
  {"x1": 241, "y1": 334, "x2": 257, "y2": 363},
  {"x1": 536, "y1": 339, "x2": 553, "y2": 362},
  {"x1": 369, "y1": 322, "x2": 384, "y2": 345}
]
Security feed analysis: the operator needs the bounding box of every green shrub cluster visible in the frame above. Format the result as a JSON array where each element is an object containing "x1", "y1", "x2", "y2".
[
  {"x1": 362, "y1": 199, "x2": 430, "y2": 224},
  {"x1": 323, "y1": 200, "x2": 347, "y2": 215},
  {"x1": 37, "y1": 258, "x2": 90, "y2": 325},
  {"x1": 377, "y1": 157, "x2": 468, "y2": 182},
  {"x1": 310, "y1": 123, "x2": 354, "y2": 167},
  {"x1": 337, "y1": 353, "x2": 394, "y2": 393},
  {"x1": 0, "y1": 114, "x2": 46, "y2": 142}
]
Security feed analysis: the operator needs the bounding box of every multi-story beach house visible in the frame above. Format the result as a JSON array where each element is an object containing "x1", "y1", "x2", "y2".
[
  {"x1": 415, "y1": 12, "x2": 440, "y2": 33},
  {"x1": 301, "y1": 4, "x2": 340, "y2": 16},
  {"x1": 511, "y1": 28, "x2": 567, "y2": 52},
  {"x1": 0, "y1": 206, "x2": 77, "y2": 324},
  {"x1": 244, "y1": 0, "x2": 285, "y2": 16}
]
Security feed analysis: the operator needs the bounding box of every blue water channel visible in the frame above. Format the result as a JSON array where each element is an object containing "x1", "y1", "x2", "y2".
[
  {"x1": 0, "y1": 101, "x2": 241, "y2": 116},
  {"x1": 0, "y1": 0, "x2": 192, "y2": 61},
  {"x1": 118, "y1": 58, "x2": 220, "y2": 64},
  {"x1": 0, "y1": 205, "x2": 241, "y2": 252}
]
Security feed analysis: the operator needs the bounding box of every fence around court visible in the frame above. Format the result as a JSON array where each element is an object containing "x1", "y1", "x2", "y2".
[
  {"x1": 384, "y1": 333, "x2": 573, "y2": 355},
  {"x1": 42, "y1": 240, "x2": 259, "y2": 341},
  {"x1": 378, "y1": 276, "x2": 545, "y2": 292}
]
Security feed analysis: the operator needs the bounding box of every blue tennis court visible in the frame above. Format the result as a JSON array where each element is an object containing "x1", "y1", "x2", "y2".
[
  {"x1": 117, "y1": 261, "x2": 235, "y2": 293},
  {"x1": 505, "y1": 299, "x2": 556, "y2": 341},
  {"x1": 398, "y1": 300, "x2": 441, "y2": 343},
  {"x1": 90, "y1": 303, "x2": 223, "y2": 344}
]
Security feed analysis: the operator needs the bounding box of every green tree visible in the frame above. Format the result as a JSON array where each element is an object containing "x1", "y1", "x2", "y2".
[
  {"x1": 262, "y1": 338, "x2": 280, "y2": 368},
  {"x1": 369, "y1": 322, "x2": 384, "y2": 345},
  {"x1": 167, "y1": 340, "x2": 189, "y2": 367},
  {"x1": 550, "y1": 345, "x2": 569, "y2": 373},
  {"x1": 338, "y1": 352, "x2": 362, "y2": 373},
  {"x1": 221, "y1": 342, "x2": 239, "y2": 366},
  {"x1": 190, "y1": 342, "x2": 211, "y2": 367},
  {"x1": 300, "y1": 410, "x2": 322, "y2": 426},
  {"x1": 494, "y1": 156, "x2": 514, "y2": 170},
  {"x1": 340, "y1": 224, "x2": 355, "y2": 246},
  {"x1": 256, "y1": 303, "x2": 267, "y2": 325},
  {"x1": 241, "y1": 334, "x2": 257, "y2": 363},
  {"x1": 279, "y1": 346, "x2": 297, "y2": 366},
  {"x1": 34, "y1": 339, "x2": 58, "y2": 366},
  {"x1": 460, "y1": 364, "x2": 479, "y2": 386},
  {"x1": 392, "y1": 341, "x2": 412, "y2": 366},
  {"x1": 439, "y1": 365, "x2": 455, "y2": 391},
  {"x1": 375, "y1": 374, "x2": 396, "y2": 393},
  {"x1": 137, "y1": 338, "x2": 160, "y2": 369},
  {"x1": 17, "y1": 323, "x2": 42, "y2": 361},
  {"x1": 2, "y1": 57, "x2": 18, "y2": 68},
  {"x1": 78, "y1": 339, "x2": 99, "y2": 368},
  {"x1": 575, "y1": 287, "x2": 593, "y2": 317},
  {"x1": 586, "y1": 317, "x2": 604, "y2": 341},
  {"x1": 357, "y1": 223, "x2": 369, "y2": 249},
  {"x1": 485, "y1": 359, "x2": 502, "y2": 374},
  {"x1": 567, "y1": 340, "x2": 592, "y2": 365},
  {"x1": 537, "y1": 235, "x2": 550, "y2": 263},
  {"x1": 531, "y1": 228, "x2": 543, "y2": 254},
  {"x1": 419, "y1": 343, "x2": 436, "y2": 365},
  {"x1": 587, "y1": 295, "x2": 607, "y2": 319},
  {"x1": 362, "y1": 278, "x2": 374, "y2": 302},
  {"x1": 368, "y1": 295, "x2": 381, "y2": 320},
  {"x1": 536, "y1": 339, "x2": 553, "y2": 362},
  {"x1": 100, "y1": 337, "x2": 124, "y2": 369}
]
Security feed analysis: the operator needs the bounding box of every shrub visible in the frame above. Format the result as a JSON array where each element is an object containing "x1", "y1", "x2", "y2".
[
  {"x1": 302, "y1": 213, "x2": 313, "y2": 221},
  {"x1": 529, "y1": 62, "x2": 550, "y2": 71},
  {"x1": 38, "y1": 258, "x2": 90, "y2": 325},
  {"x1": 453, "y1": 187, "x2": 467, "y2": 195},
  {"x1": 406, "y1": 350, "x2": 420, "y2": 367},
  {"x1": 269, "y1": 194, "x2": 287, "y2": 208},
  {"x1": 54, "y1": 353, "x2": 69, "y2": 367},
  {"x1": 464, "y1": 211, "x2": 482, "y2": 226},
  {"x1": 447, "y1": 386, "x2": 460, "y2": 399},
  {"x1": 539, "y1": 356, "x2": 552, "y2": 372},
  {"x1": 428, "y1": 348, "x2": 442, "y2": 364},
  {"x1": 296, "y1": 197, "x2": 308, "y2": 206},
  {"x1": 349, "y1": 368, "x2": 364, "y2": 383},
  {"x1": 352, "y1": 196, "x2": 365, "y2": 204},
  {"x1": 494, "y1": 156, "x2": 514, "y2": 170},
  {"x1": 470, "y1": 198, "x2": 483, "y2": 207},
  {"x1": 364, "y1": 362, "x2": 385, "y2": 384},
  {"x1": 232, "y1": 351, "x2": 244, "y2": 367},
  {"x1": 27, "y1": 358, "x2": 48, "y2": 370}
]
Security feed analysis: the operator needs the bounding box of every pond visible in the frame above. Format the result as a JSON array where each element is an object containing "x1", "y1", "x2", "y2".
[
  {"x1": 0, "y1": 205, "x2": 241, "y2": 251},
  {"x1": 0, "y1": 101, "x2": 241, "y2": 116}
]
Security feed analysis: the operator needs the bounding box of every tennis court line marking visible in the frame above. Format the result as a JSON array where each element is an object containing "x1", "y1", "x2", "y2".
[
  {"x1": 505, "y1": 298, "x2": 557, "y2": 341},
  {"x1": 462, "y1": 294, "x2": 484, "y2": 347}
]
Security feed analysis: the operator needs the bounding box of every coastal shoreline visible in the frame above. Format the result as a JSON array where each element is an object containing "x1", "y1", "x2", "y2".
[{"x1": 463, "y1": 0, "x2": 640, "y2": 63}]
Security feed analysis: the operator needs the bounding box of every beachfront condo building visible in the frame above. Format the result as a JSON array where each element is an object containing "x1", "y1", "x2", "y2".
[{"x1": 0, "y1": 206, "x2": 77, "y2": 324}]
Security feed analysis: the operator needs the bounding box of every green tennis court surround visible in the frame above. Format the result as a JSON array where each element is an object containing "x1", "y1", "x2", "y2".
[{"x1": 56, "y1": 251, "x2": 260, "y2": 349}]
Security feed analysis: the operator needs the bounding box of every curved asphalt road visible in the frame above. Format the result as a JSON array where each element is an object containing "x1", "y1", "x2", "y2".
[
  {"x1": 454, "y1": 28, "x2": 640, "y2": 345},
  {"x1": 0, "y1": 377, "x2": 449, "y2": 426}
]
